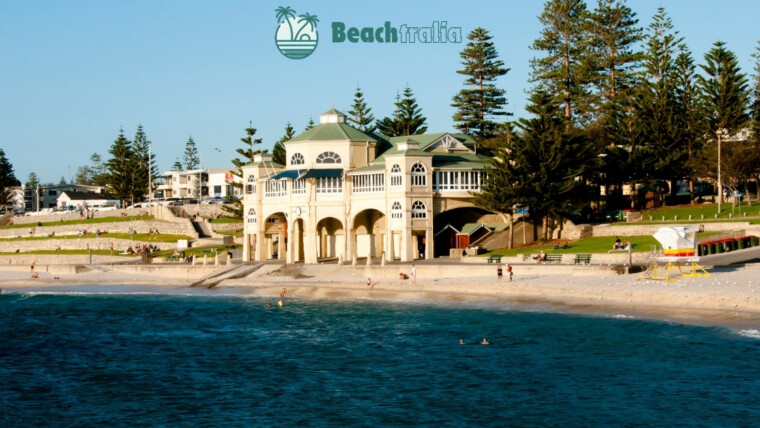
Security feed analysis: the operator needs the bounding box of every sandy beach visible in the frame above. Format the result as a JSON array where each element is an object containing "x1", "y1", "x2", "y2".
[{"x1": 3, "y1": 262, "x2": 760, "y2": 328}]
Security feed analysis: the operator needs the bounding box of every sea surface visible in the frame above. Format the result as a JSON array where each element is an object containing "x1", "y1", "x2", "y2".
[{"x1": 1, "y1": 289, "x2": 759, "y2": 427}]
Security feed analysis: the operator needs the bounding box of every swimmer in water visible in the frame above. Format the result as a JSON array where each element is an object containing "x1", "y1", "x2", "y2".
[
  {"x1": 277, "y1": 298, "x2": 284, "y2": 307},
  {"x1": 267, "y1": 302, "x2": 272, "y2": 308},
  {"x1": 481, "y1": 338, "x2": 490, "y2": 345},
  {"x1": 459, "y1": 338, "x2": 465, "y2": 345}
]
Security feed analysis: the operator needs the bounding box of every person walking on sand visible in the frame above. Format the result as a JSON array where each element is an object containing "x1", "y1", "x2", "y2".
[
  {"x1": 507, "y1": 264, "x2": 513, "y2": 282},
  {"x1": 497, "y1": 265, "x2": 503, "y2": 282},
  {"x1": 411, "y1": 264, "x2": 416, "y2": 283},
  {"x1": 30, "y1": 261, "x2": 36, "y2": 272},
  {"x1": 280, "y1": 288, "x2": 287, "y2": 299}
]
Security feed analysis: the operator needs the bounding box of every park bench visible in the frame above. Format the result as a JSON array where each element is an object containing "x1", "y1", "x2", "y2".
[
  {"x1": 574, "y1": 254, "x2": 592, "y2": 265},
  {"x1": 544, "y1": 254, "x2": 563, "y2": 263},
  {"x1": 164, "y1": 254, "x2": 180, "y2": 262},
  {"x1": 487, "y1": 255, "x2": 502, "y2": 263}
]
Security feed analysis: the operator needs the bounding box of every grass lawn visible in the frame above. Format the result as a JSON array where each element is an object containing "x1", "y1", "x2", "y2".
[
  {"x1": 2, "y1": 215, "x2": 155, "y2": 229},
  {"x1": 208, "y1": 217, "x2": 242, "y2": 224},
  {"x1": 217, "y1": 230, "x2": 243, "y2": 236},
  {"x1": 636, "y1": 202, "x2": 758, "y2": 222},
  {"x1": 485, "y1": 230, "x2": 725, "y2": 257}
]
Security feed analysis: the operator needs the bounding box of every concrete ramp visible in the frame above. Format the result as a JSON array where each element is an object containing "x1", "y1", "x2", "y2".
[
  {"x1": 189, "y1": 263, "x2": 264, "y2": 288},
  {"x1": 697, "y1": 246, "x2": 760, "y2": 266}
]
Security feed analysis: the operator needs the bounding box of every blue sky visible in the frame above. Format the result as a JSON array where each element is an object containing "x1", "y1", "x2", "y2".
[{"x1": 2, "y1": 0, "x2": 759, "y2": 184}]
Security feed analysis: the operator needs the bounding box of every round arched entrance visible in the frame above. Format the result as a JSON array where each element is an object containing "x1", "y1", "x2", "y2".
[
  {"x1": 352, "y1": 209, "x2": 386, "y2": 261},
  {"x1": 315, "y1": 217, "x2": 344, "y2": 260},
  {"x1": 433, "y1": 207, "x2": 499, "y2": 257}
]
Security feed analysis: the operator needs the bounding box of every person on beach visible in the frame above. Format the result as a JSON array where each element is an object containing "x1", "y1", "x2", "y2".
[
  {"x1": 30, "y1": 261, "x2": 36, "y2": 272},
  {"x1": 366, "y1": 277, "x2": 373, "y2": 289},
  {"x1": 497, "y1": 265, "x2": 503, "y2": 282},
  {"x1": 507, "y1": 264, "x2": 513, "y2": 282},
  {"x1": 280, "y1": 288, "x2": 287, "y2": 299},
  {"x1": 411, "y1": 264, "x2": 416, "y2": 283},
  {"x1": 30, "y1": 271, "x2": 39, "y2": 279}
]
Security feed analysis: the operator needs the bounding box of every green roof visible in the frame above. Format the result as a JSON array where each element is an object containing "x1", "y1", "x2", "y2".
[
  {"x1": 321, "y1": 108, "x2": 344, "y2": 116},
  {"x1": 347, "y1": 163, "x2": 386, "y2": 174},
  {"x1": 432, "y1": 153, "x2": 489, "y2": 170},
  {"x1": 289, "y1": 122, "x2": 377, "y2": 143},
  {"x1": 387, "y1": 132, "x2": 476, "y2": 151},
  {"x1": 459, "y1": 223, "x2": 509, "y2": 235}
]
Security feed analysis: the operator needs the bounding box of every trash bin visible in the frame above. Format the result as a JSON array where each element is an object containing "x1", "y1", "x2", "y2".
[
  {"x1": 752, "y1": 236, "x2": 760, "y2": 247},
  {"x1": 141, "y1": 253, "x2": 152, "y2": 264}
]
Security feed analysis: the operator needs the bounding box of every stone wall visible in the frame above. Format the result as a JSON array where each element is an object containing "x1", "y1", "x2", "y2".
[
  {"x1": 591, "y1": 222, "x2": 755, "y2": 237},
  {"x1": 209, "y1": 221, "x2": 243, "y2": 233},
  {"x1": 0, "y1": 219, "x2": 194, "y2": 239},
  {"x1": 0, "y1": 237, "x2": 177, "y2": 253}
]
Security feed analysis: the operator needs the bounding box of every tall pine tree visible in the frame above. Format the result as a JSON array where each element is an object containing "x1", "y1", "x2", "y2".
[
  {"x1": 674, "y1": 45, "x2": 705, "y2": 204},
  {"x1": 105, "y1": 129, "x2": 133, "y2": 208},
  {"x1": 513, "y1": 90, "x2": 596, "y2": 239},
  {"x1": 183, "y1": 136, "x2": 200, "y2": 170},
  {"x1": 222, "y1": 122, "x2": 264, "y2": 219},
  {"x1": 585, "y1": 0, "x2": 642, "y2": 130},
  {"x1": 376, "y1": 87, "x2": 427, "y2": 136},
  {"x1": 697, "y1": 41, "x2": 750, "y2": 208},
  {"x1": 635, "y1": 7, "x2": 685, "y2": 200},
  {"x1": 451, "y1": 27, "x2": 510, "y2": 145},
  {"x1": 0, "y1": 148, "x2": 20, "y2": 207},
  {"x1": 752, "y1": 41, "x2": 760, "y2": 201},
  {"x1": 130, "y1": 124, "x2": 157, "y2": 205},
  {"x1": 347, "y1": 86, "x2": 376, "y2": 132},
  {"x1": 530, "y1": 0, "x2": 591, "y2": 127},
  {"x1": 273, "y1": 122, "x2": 295, "y2": 166}
]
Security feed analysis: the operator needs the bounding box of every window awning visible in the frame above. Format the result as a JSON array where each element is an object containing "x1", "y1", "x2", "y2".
[
  {"x1": 301, "y1": 168, "x2": 343, "y2": 179},
  {"x1": 269, "y1": 169, "x2": 303, "y2": 180}
]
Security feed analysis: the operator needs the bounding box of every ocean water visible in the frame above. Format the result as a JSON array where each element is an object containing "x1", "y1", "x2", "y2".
[{"x1": 1, "y1": 290, "x2": 759, "y2": 427}]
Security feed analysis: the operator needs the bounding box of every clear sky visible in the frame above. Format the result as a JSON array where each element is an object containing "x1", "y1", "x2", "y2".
[{"x1": 2, "y1": 0, "x2": 759, "y2": 184}]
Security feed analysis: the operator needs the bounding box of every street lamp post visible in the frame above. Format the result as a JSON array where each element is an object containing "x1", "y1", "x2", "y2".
[
  {"x1": 716, "y1": 128, "x2": 728, "y2": 216},
  {"x1": 148, "y1": 140, "x2": 153, "y2": 216}
]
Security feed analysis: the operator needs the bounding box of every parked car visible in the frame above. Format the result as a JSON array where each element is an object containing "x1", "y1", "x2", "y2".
[
  {"x1": 201, "y1": 197, "x2": 231, "y2": 204},
  {"x1": 161, "y1": 198, "x2": 182, "y2": 206}
]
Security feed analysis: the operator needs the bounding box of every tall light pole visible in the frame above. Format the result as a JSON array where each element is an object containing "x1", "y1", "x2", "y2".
[
  {"x1": 716, "y1": 128, "x2": 728, "y2": 215},
  {"x1": 148, "y1": 140, "x2": 153, "y2": 216}
]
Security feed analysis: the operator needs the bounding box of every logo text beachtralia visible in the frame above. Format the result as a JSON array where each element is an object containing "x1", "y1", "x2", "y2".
[{"x1": 332, "y1": 21, "x2": 462, "y2": 43}]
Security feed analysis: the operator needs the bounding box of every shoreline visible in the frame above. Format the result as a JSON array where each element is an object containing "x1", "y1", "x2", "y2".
[{"x1": 2, "y1": 263, "x2": 760, "y2": 329}]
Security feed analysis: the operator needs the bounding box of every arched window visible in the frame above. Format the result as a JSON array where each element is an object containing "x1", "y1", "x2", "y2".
[
  {"x1": 391, "y1": 201, "x2": 402, "y2": 219},
  {"x1": 411, "y1": 200, "x2": 426, "y2": 219},
  {"x1": 390, "y1": 164, "x2": 402, "y2": 187},
  {"x1": 411, "y1": 163, "x2": 426, "y2": 187},
  {"x1": 316, "y1": 151, "x2": 342, "y2": 164},
  {"x1": 247, "y1": 208, "x2": 256, "y2": 224},
  {"x1": 290, "y1": 153, "x2": 304, "y2": 165}
]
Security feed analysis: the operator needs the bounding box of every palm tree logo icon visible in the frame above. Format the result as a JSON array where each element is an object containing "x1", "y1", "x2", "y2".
[{"x1": 275, "y1": 6, "x2": 319, "y2": 60}]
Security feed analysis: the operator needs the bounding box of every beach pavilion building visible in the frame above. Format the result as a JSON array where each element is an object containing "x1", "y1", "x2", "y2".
[{"x1": 241, "y1": 108, "x2": 505, "y2": 264}]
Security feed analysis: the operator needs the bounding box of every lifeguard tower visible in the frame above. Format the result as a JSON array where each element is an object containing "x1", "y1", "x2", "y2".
[{"x1": 637, "y1": 226, "x2": 711, "y2": 281}]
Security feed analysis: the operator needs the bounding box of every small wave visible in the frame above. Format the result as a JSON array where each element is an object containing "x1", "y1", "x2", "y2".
[
  {"x1": 612, "y1": 314, "x2": 635, "y2": 319},
  {"x1": 735, "y1": 329, "x2": 760, "y2": 339}
]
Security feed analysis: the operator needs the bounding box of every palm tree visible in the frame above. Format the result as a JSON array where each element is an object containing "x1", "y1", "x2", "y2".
[
  {"x1": 295, "y1": 13, "x2": 319, "y2": 40},
  {"x1": 275, "y1": 6, "x2": 297, "y2": 40}
]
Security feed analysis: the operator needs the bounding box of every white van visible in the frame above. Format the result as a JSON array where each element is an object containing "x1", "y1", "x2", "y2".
[{"x1": 90, "y1": 203, "x2": 119, "y2": 211}]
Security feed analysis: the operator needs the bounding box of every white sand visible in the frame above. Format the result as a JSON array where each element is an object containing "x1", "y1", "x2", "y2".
[{"x1": 3, "y1": 262, "x2": 760, "y2": 327}]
